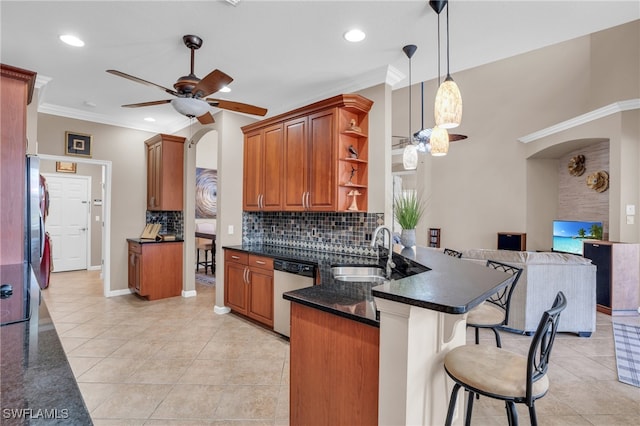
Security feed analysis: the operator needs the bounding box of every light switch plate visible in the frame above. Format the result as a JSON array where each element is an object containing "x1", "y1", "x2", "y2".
[
  {"x1": 626, "y1": 204, "x2": 636, "y2": 215},
  {"x1": 228, "y1": 225, "x2": 234, "y2": 235}
]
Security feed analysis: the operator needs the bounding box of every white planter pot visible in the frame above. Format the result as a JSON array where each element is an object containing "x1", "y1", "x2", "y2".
[{"x1": 400, "y1": 229, "x2": 416, "y2": 247}]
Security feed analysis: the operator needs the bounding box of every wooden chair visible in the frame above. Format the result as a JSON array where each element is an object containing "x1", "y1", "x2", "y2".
[
  {"x1": 444, "y1": 291, "x2": 567, "y2": 426},
  {"x1": 195, "y1": 223, "x2": 214, "y2": 274},
  {"x1": 466, "y1": 260, "x2": 523, "y2": 347},
  {"x1": 443, "y1": 248, "x2": 463, "y2": 258}
]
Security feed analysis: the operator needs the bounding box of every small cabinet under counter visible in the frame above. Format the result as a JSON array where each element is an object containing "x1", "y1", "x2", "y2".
[{"x1": 127, "y1": 239, "x2": 183, "y2": 300}]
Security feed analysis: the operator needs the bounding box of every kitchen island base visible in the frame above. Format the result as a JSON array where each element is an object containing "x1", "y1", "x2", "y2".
[{"x1": 375, "y1": 297, "x2": 467, "y2": 426}]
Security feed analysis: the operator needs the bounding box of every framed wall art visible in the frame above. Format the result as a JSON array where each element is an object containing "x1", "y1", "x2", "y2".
[
  {"x1": 55, "y1": 161, "x2": 77, "y2": 173},
  {"x1": 65, "y1": 131, "x2": 92, "y2": 157},
  {"x1": 195, "y1": 167, "x2": 217, "y2": 218}
]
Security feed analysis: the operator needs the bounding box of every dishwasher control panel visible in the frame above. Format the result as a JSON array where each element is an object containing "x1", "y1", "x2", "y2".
[{"x1": 273, "y1": 259, "x2": 316, "y2": 278}]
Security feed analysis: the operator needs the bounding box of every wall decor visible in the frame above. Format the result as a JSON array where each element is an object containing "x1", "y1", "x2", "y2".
[
  {"x1": 55, "y1": 161, "x2": 76, "y2": 173},
  {"x1": 65, "y1": 131, "x2": 92, "y2": 157},
  {"x1": 196, "y1": 167, "x2": 217, "y2": 218},
  {"x1": 568, "y1": 154, "x2": 586, "y2": 176},
  {"x1": 586, "y1": 170, "x2": 609, "y2": 193}
]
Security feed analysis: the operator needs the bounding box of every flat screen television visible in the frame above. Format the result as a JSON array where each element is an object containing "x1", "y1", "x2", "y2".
[{"x1": 552, "y1": 220, "x2": 603, "y2": 255}]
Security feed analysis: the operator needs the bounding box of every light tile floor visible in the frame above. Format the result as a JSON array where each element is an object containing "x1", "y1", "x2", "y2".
[{"x1": 43, "y1": 270, "x2": 639, "y2": 425}]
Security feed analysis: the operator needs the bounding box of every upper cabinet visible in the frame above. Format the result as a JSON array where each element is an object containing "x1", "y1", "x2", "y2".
[
  {"x1": 242, "y1": 94, "x2": 373, "y2": 213},
  {"x1": 145, "y1": 134, "x2": 186, "y2": 211}
]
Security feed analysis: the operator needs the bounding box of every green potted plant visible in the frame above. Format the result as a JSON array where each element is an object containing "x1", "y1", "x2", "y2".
[{"x1": 394, "y1": 191, "x2": 424, "y2": 247}]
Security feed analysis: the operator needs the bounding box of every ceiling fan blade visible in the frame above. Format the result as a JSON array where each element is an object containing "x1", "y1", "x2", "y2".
[
  {"x1": 192, "y1": 69, "x2": 233, "y2": 98},
  {"x1": 449, "y1": 134, "x2": 468, "y2": 142},
  {"x1": 121, "y1": 100, "x2": 172, "y2": 108},
  {"x1": 197, "y1": 112, "x2": 215, "y2": 125},
  {"x1": 206, "y1": 98, "x2": 267, "y2": 116},
  {"x1": 107, "y1": 70, "x2": 178, "y2": 96}
]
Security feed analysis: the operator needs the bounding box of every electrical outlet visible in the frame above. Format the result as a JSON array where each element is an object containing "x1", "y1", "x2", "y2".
[{"x1": 95, "y1": 215, "x2": 100, "y2": 222}]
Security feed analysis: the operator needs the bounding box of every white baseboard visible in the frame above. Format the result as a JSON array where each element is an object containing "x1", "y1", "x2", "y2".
[
  {"x1": 214, "y1": 305, "x2": 231, "y2": 315},
  {"x1": 88, "y1": 265, "x2": 102, "y2": 271},
  {"x1": 107, "y1": 288, "x2": 133, "y2": 297},
  {"x1": 182, "y1": 290, "x2": 197, "y2": 298}
]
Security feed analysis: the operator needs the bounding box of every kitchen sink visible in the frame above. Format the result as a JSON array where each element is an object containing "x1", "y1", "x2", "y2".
[{"x1": 330, "y1": 266, "x2": 387, "y2": 282}]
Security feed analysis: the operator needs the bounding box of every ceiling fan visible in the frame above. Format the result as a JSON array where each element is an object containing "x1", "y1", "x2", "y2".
[{"x1": 107, "y1": 34, "x2": 267, "y2": 124}]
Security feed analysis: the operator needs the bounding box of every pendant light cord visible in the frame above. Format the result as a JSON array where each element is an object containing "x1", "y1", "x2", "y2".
[
  {"x1": 438, "y1": 10, "x2": 441, "y2": 85},
  {"x1": 446, "y1": 3, "x2": 451, "y2": 78},
  {"x1": 408, "y1": 55, "x2": 412, "y2": 145}
]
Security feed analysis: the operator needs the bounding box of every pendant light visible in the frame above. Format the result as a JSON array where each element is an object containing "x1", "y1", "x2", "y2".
[
  {"x1": 430, "y1": 0, "x2": 450, "y2": 156},
  {"x1": 402, "y1": 44, "x2": 418, "y2": 170},
  {"x1": 434, "y1": 0, "x2": 462, "y2": 129}
]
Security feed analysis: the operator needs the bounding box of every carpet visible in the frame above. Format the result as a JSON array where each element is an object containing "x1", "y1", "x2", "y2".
[
  {"x1": 612, "y1": 322, "x2": 640, "y2": 387},
  {"x1": 195, "y1": 272, "x2": 216, "y2": 287}
]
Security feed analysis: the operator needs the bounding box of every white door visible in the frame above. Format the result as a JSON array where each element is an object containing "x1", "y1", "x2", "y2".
[{"x1": 44, "y1": 174, "x2": 91, "y2": 272}]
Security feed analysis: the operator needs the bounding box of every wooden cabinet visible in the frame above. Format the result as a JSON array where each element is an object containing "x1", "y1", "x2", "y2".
[
  {"x1": 224, "y1": 249, "x2": 274, "y2": 327},
  {"x1": 242, "y1": 94, "x2": 373, "y2": 212},
  {"x1": 497, "y1": 232, "x2": 527, "y2": 251},
  {"x1": 290, "y1": 302, "x2": 379, "y2": 425},
  {"x1": 583, "y1": 241, "x2": 640, "y2": 315},
  {"x1": 1, "y1": 64, "x2": 36, "y2": 265},
  {"x1": 127, "y1": 240, "x2": 183, "y2": 300},
  {"x1": 243, "y1": 123, "x2": 283, "y2": 211},
  {"x1": 429, "y1": 228, "x2": 441, "y2": 248},
  {"x1": 145, "y1": 134, "x2": 186, "y2": 211}
]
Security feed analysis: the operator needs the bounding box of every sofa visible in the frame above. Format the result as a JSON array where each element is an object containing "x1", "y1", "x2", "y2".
[{"x1": 459, "y1": 249, "x2": 596, "y2": 337}]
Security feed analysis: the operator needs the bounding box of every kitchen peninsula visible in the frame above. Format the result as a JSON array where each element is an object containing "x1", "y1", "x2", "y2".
[{"x1": 283, "y1": 245, "x2": 512, "y2": 426}]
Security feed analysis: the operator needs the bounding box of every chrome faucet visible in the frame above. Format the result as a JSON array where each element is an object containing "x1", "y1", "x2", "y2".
[{"x1": 371, "y1": 225, "x2": 395, "y2": 279}]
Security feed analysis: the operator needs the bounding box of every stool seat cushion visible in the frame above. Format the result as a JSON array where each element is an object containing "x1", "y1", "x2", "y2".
[
  {"x1": 444, "y1": 345, "x2": 549, "y2": 400},
  {"x1": 467, "y1": 301, "x2": 506, "y2": 326}
]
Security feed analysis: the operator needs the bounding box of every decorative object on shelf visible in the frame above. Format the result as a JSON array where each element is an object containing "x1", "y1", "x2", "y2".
[
  {"x1": 347, "y1": 189, "x2": 362, "y2": 211},
  {"x1": 196, "y1": 167, "x2": 217, "y2": 218},
  {"x1": 65, "y1": 131, "x2": 92, "y2": 157},
  {"x1": 394, "y1": 191, "x2": 424, "y2": 247},
  {"x1": 55, "y1": 161, "x2": 76, "y2": 173},
  {"x1": 402, "y1": 44, "x2": 418, "y2": 170},
  {"x1": 347, "y1": 119, "x2": 362, "y2": 133},
  {"x1": 433, "y1": 0, "x2": 462, "y2": 129},
  {"x1": 586, "y1": 170, "x2": 609, "y2": 193},
  {"x1": 348, "y1": 144, "x2": 359, "y2": 159},
  {"x1": 347, "y1": 165, "x2": 358, "y2": 185},
  {"x1": 567, "y1": 154, "x2": 586, "y2": 176}
]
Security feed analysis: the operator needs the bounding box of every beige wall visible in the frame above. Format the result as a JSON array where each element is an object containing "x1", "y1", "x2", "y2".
[
  {"x1": 392, "y1": 20, "x2": 639, "y2": 250},
  {"x1": 37, "y1": 113, "x2": 155, "y2": 291}
]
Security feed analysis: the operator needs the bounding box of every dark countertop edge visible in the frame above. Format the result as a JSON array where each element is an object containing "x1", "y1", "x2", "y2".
[
  {"x1": 370, "y1": 289, "x2": 467, "y2": 314},
  {"x1": 283, "y1": 292, "x2": 380, "y2": 328},
  {"x1": 126, "y1": 237, "x2": 184, "y2": 244}
]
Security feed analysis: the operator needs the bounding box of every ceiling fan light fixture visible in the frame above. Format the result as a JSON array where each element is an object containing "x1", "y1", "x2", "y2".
[
  {"x1": 59, "y1": 34, "x2": 84, "y2": 47},
  {"x1": 171, "y1": 97, "x2": 210, "y2": 118},
  {"x1": 219, "y1": 86, "x2": 231, "y2": 93},
  {"x1": 430, "y1": 126, "x2": 449, "y2": 156}
]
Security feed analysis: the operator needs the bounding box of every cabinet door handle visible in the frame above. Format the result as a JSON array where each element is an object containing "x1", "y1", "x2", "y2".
[
  {"x1": 260, "y1": 194, "x2": 264, "y2": 209},
  {"x1": 306, "y1": 191, "x2": 311, "y2": 210},
  {"x1": 301, "y1": 192, "x2": 306, "y2": 209}
]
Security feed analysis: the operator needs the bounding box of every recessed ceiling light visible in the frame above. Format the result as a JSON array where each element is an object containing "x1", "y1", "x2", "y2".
[
  {"x1": 344, "y1": 29, "x2": 366, "y2": 43},
  {"x1": 59, "y1": 34, "x2": 85, "y2": 47},
  {"x1": 219, "y1": 86, "x2": 231, "y2": 93},
  {"x1": 144, "y1": 117, "x2": 156, "y2": 122}
]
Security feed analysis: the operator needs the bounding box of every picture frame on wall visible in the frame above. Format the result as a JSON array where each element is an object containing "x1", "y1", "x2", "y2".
[
  {"x1": 65, "y1": 131, "x2": 92, "y2": 157},
  {"x1": 55, "y1": 161, "x2": 77, "y2": 173}
]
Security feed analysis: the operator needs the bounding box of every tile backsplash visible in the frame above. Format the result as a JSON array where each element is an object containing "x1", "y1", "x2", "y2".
[
  {"x1": 243, "y1": 211, "x2": 384, "y2": 256},
  {"x1": 145, "y1": 211, "x2": 183, "y2": 239}
]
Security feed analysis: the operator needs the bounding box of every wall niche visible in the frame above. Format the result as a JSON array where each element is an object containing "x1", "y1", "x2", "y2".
[{"x1": 557, "y1": 140, "x2": 609, "y2": 238}]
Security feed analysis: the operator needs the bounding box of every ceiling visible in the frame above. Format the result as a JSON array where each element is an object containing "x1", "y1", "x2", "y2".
[{"x1": 2, "y1": 1, "x2": 638, "y2": 134}]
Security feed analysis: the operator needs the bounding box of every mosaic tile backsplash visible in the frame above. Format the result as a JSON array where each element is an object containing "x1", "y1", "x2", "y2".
[
  {"x1": 146, "y1": 211, "x2": 184, "y2": 239},
  {"x1": 242, "y1": 211, "x2": 384, "y2": 257}
]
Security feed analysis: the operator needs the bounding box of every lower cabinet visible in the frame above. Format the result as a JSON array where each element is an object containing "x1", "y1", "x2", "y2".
[
  {"x1": 224, "y1": 249, "x2": 274, "y2": 327},
  {"x1": 289, "y1": 302, "x2": 379, "y2": 425},
  {"x1": 127, "y1": 240, "x2": 183, "y2": 300}
]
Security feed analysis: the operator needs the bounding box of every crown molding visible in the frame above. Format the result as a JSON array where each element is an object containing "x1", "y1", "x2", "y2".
[{"x1": 518, "y1": 99, "x2": 640, "y2": 143}]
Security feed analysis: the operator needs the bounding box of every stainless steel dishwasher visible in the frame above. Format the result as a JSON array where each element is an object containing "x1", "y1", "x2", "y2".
[{"x1": 273, "y1": 259, "x2": 316, "y2": 338}]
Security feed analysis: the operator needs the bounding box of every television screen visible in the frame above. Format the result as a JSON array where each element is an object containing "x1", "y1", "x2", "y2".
[{"x1": 552, "y1": 220, "x2": 603, "y2": 255}]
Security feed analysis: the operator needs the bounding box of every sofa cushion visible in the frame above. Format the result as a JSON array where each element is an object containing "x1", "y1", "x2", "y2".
[{"x1": 461, "y1": 249, "x2": 592, "y2": 265}]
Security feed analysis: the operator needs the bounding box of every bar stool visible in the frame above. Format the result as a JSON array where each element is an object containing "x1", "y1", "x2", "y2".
[
  {"x1": 466, "y1": 260, "x2": 523, "y2": 347},
  {"x1": 195, "y1": 223, "x2": 213, "y2": 274},
  {"x1": 444, "y1": 291, "x2": 567, "y2": 426}
]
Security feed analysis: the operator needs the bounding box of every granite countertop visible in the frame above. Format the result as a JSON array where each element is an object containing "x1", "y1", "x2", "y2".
[
  {"x1": 224, "y1": 244, "x2": 512, "y2": 327},
  {"x1": 126, "y1": 237, "x2": 184, "y2": 244},
  {"x1": 0, "y1": 264, "x2": 92, "y2": 425}
]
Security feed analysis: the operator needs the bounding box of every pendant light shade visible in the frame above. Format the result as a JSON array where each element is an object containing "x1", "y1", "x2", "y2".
[
  {"x1": 403, "y1": 143, "x2": 419, "y2": 169},
  {"x1": 434, "y1": 76, "x2": 462, "y2": 129},
  {"x1": 430, "y1": 126, "x2": 449, "y2": 156},
  {"x1": 434, "y1": 0, "x2": 462, "y2": 130}
]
